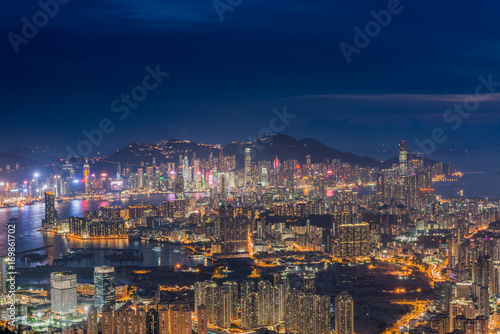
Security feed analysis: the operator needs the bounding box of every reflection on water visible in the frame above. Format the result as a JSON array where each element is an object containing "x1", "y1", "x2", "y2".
[{"x1": 0, "y1": 194, "x2": 210, "y2": 268}]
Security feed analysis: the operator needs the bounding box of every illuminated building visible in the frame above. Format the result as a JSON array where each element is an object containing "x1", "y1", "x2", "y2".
[
  {"x1": 87, "y1": 306, "x2": 98, "y2": 334},
  {"x1": 162, "y1": 199, "x2": 187, "y2": 219},
  {"x1": 101, "y1": 305, "x2": 114, "y2": 334},
  {"x1": 42, "y1": 191, "x2": 58, "y2": 228},
  {"x1": 286, "y1": 291, "x2": 331, "y2": 334},
  {"x1": 218, "y1": 205, "x2": 249, "y2": 256},
  {"x1": 182, "y1": 155, "x2": 189, "y2": 190},
  {"x1": 50, "y1": 272, "x2": 77, "y2": 317},
  {"x1": 83, "y1": 158, "x2": 90, "y2": 193},
  {"x1": 146, "y1": 308, "x2": 159, "y2": 334},
  {"x1": 197, "y1": 304, "x2": 208, "y2": 334},
  {"x1": 137, "y1": 168, "x2": 144, "y2": 188},
  {"x1": 334, "y1": 222, "x2": 370, "y2": 259},
  {"x1": 69, "y1": 217, "x2": 125, "y2": 238},
  {"x1": 399, "y1": 140, "x2": 408, "y2": 176},
  {"x1": 335, "y1": 291, "x2": 354, "y2": 334},
  {"x1": 94, "y1": 266, "x2": 115, "y2": 309},
  {"x1": 244, "y1": 147, "x2": 252, "y2": 187},
  {"x1": 0, "y1": 256, "x2": 7, "y2": 294}
]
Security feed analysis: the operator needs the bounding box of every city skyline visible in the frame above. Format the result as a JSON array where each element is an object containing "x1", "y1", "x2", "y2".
[{"x1": 1, "y1": 1, "x2": 500, "y2": 333}]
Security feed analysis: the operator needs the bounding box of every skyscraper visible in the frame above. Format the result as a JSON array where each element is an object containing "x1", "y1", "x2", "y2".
[
  {"x1": 83, "y1": 158, "x2": 90, "y2": 193},
  {"x1": 94, "y1": 266, "x2": 115, "y2": 309},
  {"x1": 0, "y1": 256, "x2": 7, "y2": 295},
  {"x1": 218, "y1": 205, "x2": 249, "y2": 256},
  {"x1": 50, "y1": 272, "x2": 77, "y2": 317},
  {"x1": 335, "y1": 291, "x2": 354, "y2": 334},
  {"x1": 334, "y1": 222, "x2": 370, "y2": 259},
  {"x1": 197, "y1": 304, "x2": 208, "y2": 334},
  {"x1": 244, "y1": 147, "x2": 252, "y2": 187},
  {"x1": 42, "y1": 191, "x2": 58, "y2": 228},
  {"x1": 146, "y1": 308, "x2": 159, "y2": 334},
  {"x1": 87, "y1": 306, "x2": 98, "y2": 334},
  {"x1": 399, "y1": 140, "x2": 408, "y2": 176},
  {"x1": 182, "y1": 154, "x2": 189, "y2": 191}
]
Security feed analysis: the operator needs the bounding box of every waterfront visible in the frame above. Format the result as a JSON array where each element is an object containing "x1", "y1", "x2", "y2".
[{"x1": 0, "y1": 194, "x2": 211, "y2": 269}]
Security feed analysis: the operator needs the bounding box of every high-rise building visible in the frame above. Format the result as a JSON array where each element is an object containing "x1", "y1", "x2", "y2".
[
  {"x1": 244, "y1": 147, "x2": 252, "y2": 187},
  {"x1": 286, "y1": 291, "x2": 331, "y2": 334},
  {"x1": 101, "y1": 305, "x2": 114, "y2": 334},
  {"x1": 399, "y1": 140, "x2": 408, "y2": 176},
  {"x1": 84, "y1": 158, "x2": 90, "y2": 193},
  {"x1": 94, "y1": 266, "x2": 115, "y2": 309},
  {"x1": 334, "y1": 222, "x2": 370, "y2": 259},
  {"x1": 218, "y1": 205, "x2": 248, "y2": 256},
  {"x1": 182, "y1": 155, "x2": 189, "y2": 191},
  {"x1": 146, "y1": 308, "x2": 159, "y2": 334},
  {"x1": 137, "y1": 168, "x2": 144, "y2": 189},
  {"x1": 335, "y1": 291, "x2": 354, "y2": 334},
  {"x1": 42, "y1": 191, "x2": 58, "y2": 228},
  {"x1": 197, "y1": 304, "x2": 208, "y2": 334},
  {"x1": 50, "y1": 272, "x2": 77, "y2": 317},
  {"x1": 0, "y1": 256, "x2": 7, "y2": 294},
  {"x1": 87, "y1": 306, "x2": 98, "y2": 334}
]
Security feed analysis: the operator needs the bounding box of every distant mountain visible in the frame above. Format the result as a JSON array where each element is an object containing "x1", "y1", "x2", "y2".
[
  {"x1": 6, "y1": 146, "x2": 59, "y2": 164},
  {"x1": 0, "y1": 153, "x2": 39, "y2": 170},
  {"x1": 101, "y1": 133, "x2": 449, "y2": 172},
  {"x1": 223, "y1": 134, "x2": 384, "y2": 168}
]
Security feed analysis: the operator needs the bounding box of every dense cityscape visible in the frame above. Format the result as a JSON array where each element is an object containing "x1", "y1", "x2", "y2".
[
  {"x1": 0, "y1": 138, "x2": 498, "y2": 334},
  {"x1": 3, "y1": 1, "x2": 500, "y2": 334}
]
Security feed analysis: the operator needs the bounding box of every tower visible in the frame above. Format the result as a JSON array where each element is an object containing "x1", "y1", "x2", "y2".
[
  {"x1": 399, "y1": 140, "x2": 408, "y2": 176},
  {"x1": 94, "y1": 266, "x2": 115, "y2": 309},
  {"x1": 50, "y1": 272, "x2": 77, "y2": 317},
  {"x1": 42, "y1": 191, "x2": 58, "y2": 228},
  {"x1": 244, "y1": 147, "x2": 252, "y2": 187},
  {"x1": 83, "y1": 158, "x2": 90, "y2": 193},
  {"x1": 335, "y1": 291, "x2": 354, "y2": 334}
]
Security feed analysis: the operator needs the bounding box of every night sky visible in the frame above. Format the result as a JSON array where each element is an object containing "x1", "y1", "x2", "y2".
[{"x1": 1, "y1": 0, "x2": 500, "y2": 172}]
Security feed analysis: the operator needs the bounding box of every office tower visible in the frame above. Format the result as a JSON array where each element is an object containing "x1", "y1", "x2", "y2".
[
  {"x1": 197, "y1": 304, "x2": 208, "y2": 334},
  {"x1": 334, "y1": 222, "x2": 370, "y2": 259},
  {"x1": 101, "y1": 305, "x2": 114, "y2": 334},
  {"x1": 0, "y1": 256, "x2": 7, "y2": 294},
  {"x1": 94, "y1": 266, "x2": 115, "y2": 309},
  {"x1": 218, "y1": 205, "x2": 249, "y2": 256},
  {"x1": 146, "y1": 308, "x2": 159, "y2": 334},
  {"x1": 244, "y1": 147, "x2": 252, "y2": 187},
  {"x1": 87, "y1": 306, "x2": 98, "y2": 334},
  {"x1": 194, "y1": 159, "x2": 201, "y2": 191},
  {"x1": 42, "y1": 191, "x2": 58, "y2": 228},
  {"x1": 335, "y1": 291, "x2": 354, "y2": 334},
  {"x1": 182, "y1": 155, "x2": 189, "y2": 190},
  {"x1": 261, "y1": 167, "x2": 268, "y2": 187},
  {"x1": 84, "y1": 158, "x2": 90, "y2": 193},
  {"x1": 219, "y1": 173, "x2": 228, "y2": 199},
  {"x1": 399, "y1": 140, "x2": 408, "y2": 176},
  {"x1": 137, "y1": 168, "x2": 144, "y2": 188},
  {"x1": 50, "y1": 272, "x2": 77, "y2": 317}
]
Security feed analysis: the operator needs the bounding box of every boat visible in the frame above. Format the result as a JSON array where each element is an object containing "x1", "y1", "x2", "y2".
[{"x1": 9, "y1": 217, "x2": 18, "y2": 221}]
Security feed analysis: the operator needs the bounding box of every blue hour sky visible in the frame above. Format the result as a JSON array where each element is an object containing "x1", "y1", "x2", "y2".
[{"x1": 1, "y1": 0, "x2": 500, "y2": 171}]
